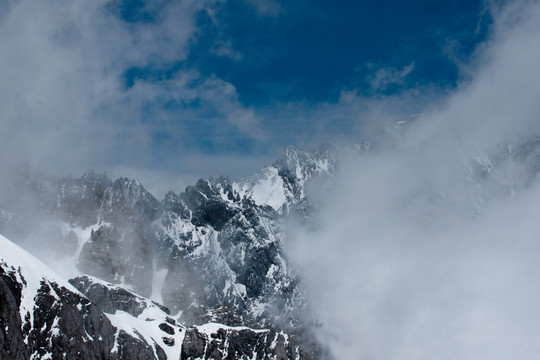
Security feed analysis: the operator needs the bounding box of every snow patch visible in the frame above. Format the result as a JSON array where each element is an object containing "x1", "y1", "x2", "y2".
[
  {"x1": 235, "y1": 167, "x2": 287, "y2": 211},
  {"x1": 0, "y1": 234, "x2": 80, "y2": 332},
  {"x1": 196, "y1": 322, "x2": 266, "y2": 335}
]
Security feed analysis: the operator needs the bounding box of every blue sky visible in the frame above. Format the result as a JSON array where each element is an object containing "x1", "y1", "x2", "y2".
[
  {"x1": 120, "y1": 0, "x2": 488, "y2": 108},
  {"x1": 187, "y1": 0, "x2": 487, "y2": 104},
  {"x1": 0, "y1": 0, "x2": 517, "y2": 195},
  {"x1": 117, "y1": 0, "x2": 488, "y2": 157}
]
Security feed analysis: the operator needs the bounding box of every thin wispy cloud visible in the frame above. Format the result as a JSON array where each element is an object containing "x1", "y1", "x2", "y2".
[
  {"x1": 368, "y1": 62, "x2": 415, "y2": 91},
  {"x1": 0, "y1": 0, "x2": 267, "y2": 182},
  {"x1": 210, "y1": 39, "x2": 244, "y2": 60},
  {"x1": 245, "y1": 0, "x2": 282, "y2": 17}
]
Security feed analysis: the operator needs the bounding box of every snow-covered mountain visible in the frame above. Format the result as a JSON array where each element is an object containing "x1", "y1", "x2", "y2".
[
  {"x1": 4, "y1": 138, "x2": 540, "y2": 359},
  {"x1": 0, "y1": 143, "x2": 336, "y2": 359},
  {"x1": 154, "y1": 144, "x2": 336, "y2": 327},
  {"x1": 0, "y1": 233, "x2": 184, "y2": 359},
  {"x1": 0, "y1": 233, "x2": 310, "y2": 359},
  {"x1": 0, "y1": 144, "x2": 336, "y2": 326}
]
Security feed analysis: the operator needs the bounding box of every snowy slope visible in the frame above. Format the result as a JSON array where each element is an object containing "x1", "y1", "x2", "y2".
[
  {"x1": 0, "y1": 234, "x2": 312, "y2": 359},
  {"x1": 235, "y1": 144, "x2": 336, "y2": 213},
  {"x1": 0, "y1": 234, "x2": 173, "y2": 359},
  {"x1": 0, "y1": 233, "x2": 80, "y2": 325}
]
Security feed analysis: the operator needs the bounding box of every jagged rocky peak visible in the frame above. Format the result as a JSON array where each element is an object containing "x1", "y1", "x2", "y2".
[
  {"x1": 59, "y1": 170, "x2": 161, "y2": 225},
  {"x1": 111, "y1": 176, "x2": 162, "y2": 220},
  {"x1": 162, "y1": 190, "x2": 185, "y2": 213},
  {"x1": 1, "y1": 169, "x2": 161, "y2": 230},
  {"x1": 150, "y1": 145, "x2": 339, "y2": 330},
  {"x1": 153, "y1": 161, "x2": 317, "y2": 328},
  {"x1": 234, "y1": 143, "x2": 337, "y2": 215},
  {"x1": 0, "y1": 143, "x2": 338, "y2": 359},
  {"x1": 154, "y1": 177, "x2": 291, "y2": 324},
  {"x1": 461, "y1": 137, "x2": 540, "y2": 204},
  {"x1": 80, "y1": 169, "x2": 114, "y2": 188},
  {"x1": 273, "y1": 143, "x2": 336, "y2": 179},
  {"x1": 0, "y1": 234, "x2": 171, "y2": 360},
  {"x1": 0, "y1": 169, "x2": 162, "y2": 299},
  {"x1": 176, "y1": 177, "x2": 240, "y2": 231},
  {"x1": 0, "y1": 233, "x2": 313, "y2": 360},
  {"x1": 78, "y1": 221, "x2": 154, "y2": 297}
]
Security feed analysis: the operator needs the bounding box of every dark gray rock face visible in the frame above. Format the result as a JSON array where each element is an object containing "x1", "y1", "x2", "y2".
[
  {"x1": 3, "y1": 257, "x2": 315, "y2": 360},
  {"x1": 154, "y1": 144, "x2": 338, "y2": 328},
  {"x1": 58, "y1": 174, "x2": 159, "y2": 298},
  {"x1": 78, "y1": 222, "x2": 153, "y2": 297},
  {"x1": 0, "y1": 144, "x2": 339, "y2": 359},
  {"x1": 0, "y1": 145, "x2": 338, "y2": 331},
  {"x1": 27, "y1": 280, "x2": 117, "y2": 360},
  {"x1": 0, "y1": 265, "x2": 29, "y2": 359},
  {"x1": 161, "y1": 247, "x2": 207, "y2": 323},
  {"x1": 181, "y1": 327, "x2": 311, "y2": 360},
  {"x1": 0, "y1": 261, "x2": 162, "y2": 360},
  {"x1": 0, "y1": 170, "x2": 161, "y2": 298},
  {"x1": 69, "y1": 275, "x2": 163, "y2": 317},
  {"x1": 113, "y1": 331, "x2": 160, "y2": 360},
  {"x1": 200, "y1": 305, "x2": 258, "y2": 328},
  {"x1": 67, "y1": 273, "x2": 314, "y2": 360},
  {"x1": 181, "y1": 329, "x2": 207, "y2": 359},
  {"x1": 155, "y1": 176, "x2": 302, "y2": 326}
]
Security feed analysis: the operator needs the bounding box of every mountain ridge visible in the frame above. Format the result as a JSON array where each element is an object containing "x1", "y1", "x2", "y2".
[
  {"x1": 0, "y1": 233, "x2": 311, "y2": 359},
  {"x1": 4, "y1": 138, "x2": 538, "y2": 359},
  {"x1": 0, "y1": 143, "x2": 337, "y2": 359}
]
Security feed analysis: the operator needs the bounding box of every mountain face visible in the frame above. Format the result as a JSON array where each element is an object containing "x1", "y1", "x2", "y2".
[
  {"x1": 0, "y1": 144, "x2": 336, "y2": 328},
  {"x1": 0, "y1": 144, "x2": 336, "y2": 359},
  {"x1": 0, "y1": 234, "x2": 173, "y2": 360},
  {"x1": 0, "y1": 234, "x2": 309, "y2": 360},
  {"x1": 159, "y1": 143, "x2": 335, "y2": 322},
  {"x1": 2, "y1": 139, "x2": 540, "y2": 359}
]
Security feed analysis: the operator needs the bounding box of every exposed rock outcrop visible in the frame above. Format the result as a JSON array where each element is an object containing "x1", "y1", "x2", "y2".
[{"x1": 181, "y1": 326, "x2": 311, "y2": 360}]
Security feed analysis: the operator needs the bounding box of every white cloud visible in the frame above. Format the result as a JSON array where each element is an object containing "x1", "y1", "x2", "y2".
[
  {"x1": 106, "y1": 150, "x2": 274, "y2": 199},
  {"x1": 368, "y1": 62, "x2": 415, "y2": 91},
  {"x1": 244, "y1": 0, "x2": 282, "y2": 17},
  {"x1": 0, "y1": 0, "x2": 267, "y2": 181},
  {"x1": 211, "y1": 39, "x2": 244, "y2": 60},
  {"x1": 288, "y1": 1, "x2": 540, "y2": 359}
]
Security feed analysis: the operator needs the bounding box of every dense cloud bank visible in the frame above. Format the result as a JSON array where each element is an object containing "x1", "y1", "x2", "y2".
[{"x1": 288, "y1": 1, "x2": 540, "y2": 359}]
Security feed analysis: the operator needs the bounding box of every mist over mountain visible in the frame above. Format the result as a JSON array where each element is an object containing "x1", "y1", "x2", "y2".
[
  {"x1": 287, "y1": 1, "x2": 540, "y2": 358},
  {"x1": 4, "y1": 129, "x2": 540, "y2": 359},
  {"x1": 0, "y1": 143, "x2": 339, "y2": 359},
  {"x1": 3, "y1": 0, "x2": 540, "y2": 359}
]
